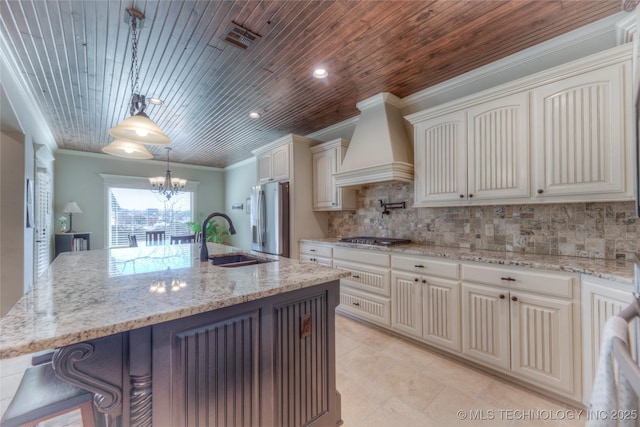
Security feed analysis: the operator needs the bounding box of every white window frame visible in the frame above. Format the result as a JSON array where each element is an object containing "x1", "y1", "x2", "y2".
[{"x1": 99, "y1": 174, "x2": 200, "y2": 248}]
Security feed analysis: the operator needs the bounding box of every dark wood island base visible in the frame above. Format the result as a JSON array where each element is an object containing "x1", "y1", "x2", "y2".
[{"x1": 52, "y1": 280, "x2": 342, "y2": 427}]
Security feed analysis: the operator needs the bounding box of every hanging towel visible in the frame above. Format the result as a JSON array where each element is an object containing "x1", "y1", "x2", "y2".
[{"x1": 587, "y1": 316, "x2": 639, "y2": 427}]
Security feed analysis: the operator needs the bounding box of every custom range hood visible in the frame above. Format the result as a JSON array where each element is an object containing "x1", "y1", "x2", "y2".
[{"x1": 334, "y1": 92, "x2": 413, "y2": 188}]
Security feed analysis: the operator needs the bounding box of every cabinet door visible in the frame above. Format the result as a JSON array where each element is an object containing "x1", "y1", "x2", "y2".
[
  {"x1": 257, "y1": 152, "x2": 273, "y2": 184},
  {"x1": 414, "y1": 110, "x2": 467, "y2": 205},
  {"x1": 532, "y1": 63, "x2": 630, "y2": 200},
  {"x1": 509, "y1": 291, "x2": 574, "y2": 394},
  {"x1": 313, "y1": 148, "x2": 338, "y2": 210},
  {"x1": 581, "y1": 279, "x2": 638, "y2": 402},
  {"x1": 422, "y1": 276, "x2": 460, "y2": 352},
  {"x1": 391, "y1": 272, "x2": 423, "y2": 338},
  {"x1": 271, "y1": 144, "x2": 290, "y2": 182},
  {"x1": 461, "y1": 283, "x2": 510, "y2": 370},
  {"x1": 467, "y1": 92, "x2": 530, "y2": 201}
]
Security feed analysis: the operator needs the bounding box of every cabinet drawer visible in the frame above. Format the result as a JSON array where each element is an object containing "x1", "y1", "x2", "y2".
[
  {"x1": 339, "y1": 287, "x2": 391, "y2": 327},
  {"x1": 333, "y1": 247, "x2": 390, "y2": 267},
  {"x1": 300, "y1": 243, "x2": 332, "y2": 258},
  {"x1": 461, "y1": 263, "x2": 574, "y2": 298},
  {"x1": 334, "y1": 260, "x2": 390, "y2": 297},
  {"x1": 392, "y1": 254, "x2": 459, "y2": 279},
  {"x1": 300, "y1": 254, "x2": 332, "y2": 267}
]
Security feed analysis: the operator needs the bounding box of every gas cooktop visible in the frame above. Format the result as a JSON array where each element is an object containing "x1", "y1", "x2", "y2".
[{"x1": 339, "y1": 237, "x2": 411, "y2": 246}]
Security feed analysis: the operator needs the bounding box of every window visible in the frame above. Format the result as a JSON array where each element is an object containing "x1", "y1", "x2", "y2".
[{"x1": 100, "y1": 174, "x2": 199, "y2": 248}]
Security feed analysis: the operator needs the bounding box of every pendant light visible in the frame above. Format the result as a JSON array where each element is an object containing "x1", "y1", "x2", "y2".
[
  {"x1": 102, "y1": 139, "x2": 153, "y2": 159},
  {"x1": 107, "y1": 7, "x2": 170, "y2": 149},
  {"x1": 149, "y1": 147, "x2": 186, "y2": 200}
]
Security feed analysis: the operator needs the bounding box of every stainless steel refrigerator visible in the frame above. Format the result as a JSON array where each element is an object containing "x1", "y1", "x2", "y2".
[{"x1": 250, "y1": 181, "x2": 290, "y2": 257}]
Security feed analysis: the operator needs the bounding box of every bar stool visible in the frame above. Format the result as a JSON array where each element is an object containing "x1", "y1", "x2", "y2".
[{"x1": 0, "y1": 362, "x2": 97, "y2": 427}]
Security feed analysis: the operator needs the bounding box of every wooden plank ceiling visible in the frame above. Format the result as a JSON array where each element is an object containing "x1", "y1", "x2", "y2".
[{"x1": 0, "y1": 0, "x2": 623, "y2": 167}]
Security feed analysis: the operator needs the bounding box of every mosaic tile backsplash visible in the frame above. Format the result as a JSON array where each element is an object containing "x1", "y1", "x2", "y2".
[{"x1": 327, "y1": 181, "x2": 638, "y2": 261}]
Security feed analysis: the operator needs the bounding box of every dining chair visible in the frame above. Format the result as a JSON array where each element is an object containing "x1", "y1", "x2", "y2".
[
  {"x1": 170, "y1": 234, "x2": 196, "y2": 244},
  {"x1": 145, "y1": 231, "x2": 165, "y2": 246},
  {"x1": 128, "y1": 234, "x2": 138, "y2": 247}
]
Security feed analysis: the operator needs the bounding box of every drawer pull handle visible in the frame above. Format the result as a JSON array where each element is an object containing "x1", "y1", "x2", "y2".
[
  {"x1": 352, "y1": 302, "x2": 360, "y2": 307},
  {"x1": 414, "y1": 264, "x2": 425, "y2": 268},
  {"x1": 351, "y1": 275, "x2": 360, "y2": 279},
  {"x1": 310, "y1": 258, "x2": 316, "y2": 262},
  {"x1": 511, "y1": 296, "x2": 518, "y2": 302},
  {"x1": 309, "y1": 249, "x2": 316, "y2": 252},
  {"x1": 501, "y1": 277, "x2": 516, "y2": 281},
  {"x1": 499, "y1": 294, "x2": 506, "y2": 299}
]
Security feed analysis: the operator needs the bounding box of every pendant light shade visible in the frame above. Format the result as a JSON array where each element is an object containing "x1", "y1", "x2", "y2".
[
  {"x1": 109, "y1": 111, "x2": 171, "y2": 146},
  {"x1": 102, "y1": 139, "x2": 153, "y2": 159}
]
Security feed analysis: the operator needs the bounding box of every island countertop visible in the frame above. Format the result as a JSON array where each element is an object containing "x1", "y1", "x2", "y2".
[{"x1": 0, "y1": 243, "x2": 348, "y2": 359}]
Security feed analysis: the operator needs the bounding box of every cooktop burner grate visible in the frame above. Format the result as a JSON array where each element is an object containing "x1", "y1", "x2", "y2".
[{"x1": 339, "y1": 236, "x2": 411, "y2": 246}]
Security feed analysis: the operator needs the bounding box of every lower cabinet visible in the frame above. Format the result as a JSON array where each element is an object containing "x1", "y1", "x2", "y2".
[
  {"x1": 581, "y1": 276, "x2": 639, "y2": 403},
  {"x1": 299, "y1": 242, "x2": 333, "y2": 267},
  {"x1": 151, "y1": 283, "x2": 341, "y2": 427},
  {"x1": 461, "y1": 263, "x2": 579, "y2": 399}
]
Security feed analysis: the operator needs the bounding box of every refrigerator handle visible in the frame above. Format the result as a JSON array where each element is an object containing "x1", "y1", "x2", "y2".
[{"x1": 259, "y1": 189, "x2": 266, "y2": 246}]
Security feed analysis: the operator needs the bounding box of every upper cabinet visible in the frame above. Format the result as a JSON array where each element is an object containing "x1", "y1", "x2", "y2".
[
  {"x1": 407, "y1": 45, "x2": 633, "y2": 207},
  {"x1": 531, "y1": 63, "x2": 630, "y2": 201},
  {"x1": 311, "y1": 139, "x2": 356, "y2": 211},
  {"x1": 413, "y1": 93, "x2": 529, "y2": 206},
  {"x1": 256, "y1": 143, "x2": 290, "y2": 184}
]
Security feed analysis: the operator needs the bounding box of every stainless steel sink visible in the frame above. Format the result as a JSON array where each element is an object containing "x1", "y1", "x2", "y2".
[{"x1": 210, "y1": 253, "x2": 272, "y2": 267}]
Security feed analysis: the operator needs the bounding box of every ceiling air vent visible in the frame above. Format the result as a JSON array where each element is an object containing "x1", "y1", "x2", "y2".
[{"x1": 224, "y1": 22, "x2": 261, "y2": 50}]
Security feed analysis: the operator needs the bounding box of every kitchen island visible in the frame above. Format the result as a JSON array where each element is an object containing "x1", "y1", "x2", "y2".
[{"x1": 0, "y1": 243, "x2": 348, "y2": 427}]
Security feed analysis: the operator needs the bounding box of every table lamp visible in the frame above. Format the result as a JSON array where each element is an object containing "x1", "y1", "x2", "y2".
[{"x1": 62, "y1": 202, "x2": 82, "y2": 233}]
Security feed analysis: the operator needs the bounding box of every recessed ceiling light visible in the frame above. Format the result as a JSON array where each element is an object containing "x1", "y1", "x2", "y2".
[
  {"x1": 313, "y1": 68, "x2": 328, "y2": 79},
  {"x1": 148, "y1": 97, "x2": 163, "y2": 105},
  {"x1": 249, "y1": 111, "x2": 261, "y2": 119}
]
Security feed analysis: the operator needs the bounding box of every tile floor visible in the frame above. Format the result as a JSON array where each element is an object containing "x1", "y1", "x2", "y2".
[{"x1": 0, "y1": 314, "x2": 586, "y2": 426}]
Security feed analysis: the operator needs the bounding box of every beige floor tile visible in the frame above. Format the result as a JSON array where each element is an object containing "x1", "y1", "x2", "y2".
[
  {"x1": 421, "y1": 356, "x2": 493, "y2": 396},
  {"x1": 370, "y1": 363, "x2": 445, "y2": 411},
  {"x1": 338, "y1": 369, "x2": 395, "y2": 408},
  {"x1": 358, "y1": 397, "x2": 439, "y2": 427},
  {"x1": 380, "y1": 337, "x2": 439, "y2": 370},
  {"x1": 338, "y1": 344, "x2": 398, "y2": 381},
  {"x1": 423, "y1": 385, "x2": 512, "y2": 427}
]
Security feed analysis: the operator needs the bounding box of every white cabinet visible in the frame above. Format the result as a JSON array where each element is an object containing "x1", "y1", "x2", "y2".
[
  {"x1": 299, "y1": 242, "x2": 332, "y2": 267},
  {"x1": 256, "y1": 144, "x2": 290, "y2": 183},
  {"x1": 581, "y1": 276, "x2": 639, "y2": 403},
  {"x1": 461, "y1": 263, "x2": 580, "y2": 399},
  {"x1": 407, "y1": 45, "x2": 633, "y2": 207},
  {"x1": 311, "y1": 139, "x2": 356, "y2": 211},
  {"x1": 411, "y1": 92, "x2": 529, "y2": 206},
  {"x1": 391, "y1": 254, "x2": 461, "y2": 350},
  {"x1": 531, "y1": 63, "x2": 632, "y2": 201},
  {"x1": 334, "y1": 247, "x2": 391, "y2": 327}
]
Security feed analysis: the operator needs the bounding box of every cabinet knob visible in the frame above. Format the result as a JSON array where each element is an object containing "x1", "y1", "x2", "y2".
[
  {"x1": 468, "y1": 194, "x2": 474, "y2": 198},
  {"x1": 331, "y1": 203, "x2": 335, "y2": 205},
  {"x1": 422, "y1": 279, "x2": 427, "y2": 284},
  {"x1": 310, "y1": 258, "x2": 316, "y2": 262},
  {"x1": 499, "y1": 294, "x2": 506, "y2": 299},
  {"x1": 537, "y1": 189, "x2": 544, "y2": 194},
  {"x1": 501, "y1": 277, "x2": 516, "y2": 282},
  {"x1": 511, "y1": 296, "x2": 518, "y2": 302},
  {"x1": 460, "y1": 194, "x2": 464, "y2": 198},
  {"x1": 414, "y1": 278, "x2": 419, "y2": 282}
]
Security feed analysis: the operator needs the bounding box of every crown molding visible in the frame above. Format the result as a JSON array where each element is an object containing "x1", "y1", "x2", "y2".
[{"x1": 56, "y1": 149, "x2": 223, "y2": 172}]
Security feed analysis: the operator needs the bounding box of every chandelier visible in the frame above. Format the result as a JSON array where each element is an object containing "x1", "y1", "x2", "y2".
[
  {"x1": 149, "y1": 148, "x2": 186, "y2": 200},
  {"x1": 103, "y1": 7, "x2": 170, "y2": 158}
]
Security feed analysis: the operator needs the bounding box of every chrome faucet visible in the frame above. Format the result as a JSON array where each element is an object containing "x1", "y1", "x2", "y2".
[{"x1": 199, "y1": 212, "x2": 237, "y2": 261}]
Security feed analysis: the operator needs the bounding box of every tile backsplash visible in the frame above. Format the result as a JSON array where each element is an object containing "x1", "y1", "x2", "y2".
[{"x1": 327, "y1": 181, "x2": 638, "y2": 261}]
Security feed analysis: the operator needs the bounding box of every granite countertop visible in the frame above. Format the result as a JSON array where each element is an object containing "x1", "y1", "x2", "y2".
[
  {"x1": 301, "y1": 238, "x2": 636, "y2": 285},
  {"x1": 0, "y1": 243, "x2": 348, "y2": 359}
]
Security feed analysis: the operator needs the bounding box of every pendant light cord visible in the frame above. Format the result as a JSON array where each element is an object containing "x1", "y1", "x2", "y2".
[{"x1": 129, "y1": 12, "x2": 141, "y2": 116}]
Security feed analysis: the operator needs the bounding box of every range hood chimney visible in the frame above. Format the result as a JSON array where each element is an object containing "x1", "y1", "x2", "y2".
[{"x1": 334, "y1": 92, "x2": 413, "y2": 188}]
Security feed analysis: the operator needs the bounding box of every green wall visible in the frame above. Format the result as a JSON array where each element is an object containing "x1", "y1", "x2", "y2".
[
  {"x1": 224, "y1": 158, "x2": 256, "y2": 250},
  {"x1": 54, "y1": 150, "x2": 225, "y2": 250}
]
